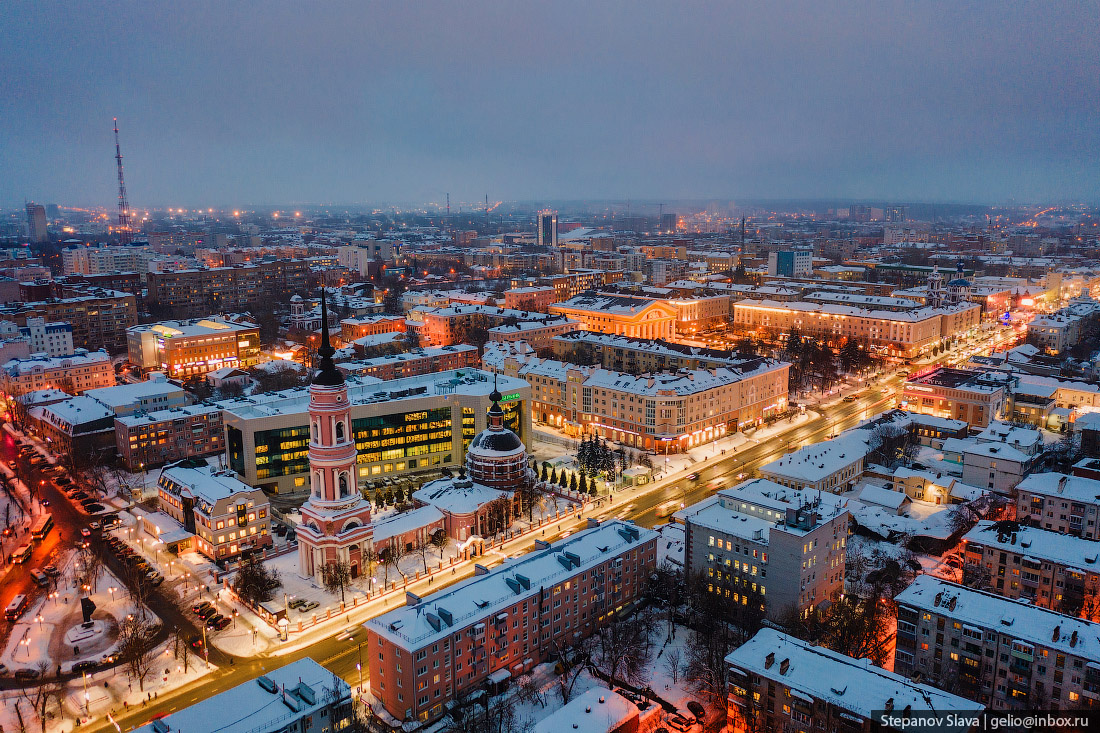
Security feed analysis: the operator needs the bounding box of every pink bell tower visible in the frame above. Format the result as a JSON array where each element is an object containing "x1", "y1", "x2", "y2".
[{"x1": 297, "y1": 288, "x2": 374, "y2": 582}]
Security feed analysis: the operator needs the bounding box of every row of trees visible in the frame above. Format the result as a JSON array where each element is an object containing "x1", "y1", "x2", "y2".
[
  {"x1": 537, "y1": 463, "x2": 597, "y2": 495},
  {"x1": 783, "y1": 330, "x2": 879, "y2": 392}
]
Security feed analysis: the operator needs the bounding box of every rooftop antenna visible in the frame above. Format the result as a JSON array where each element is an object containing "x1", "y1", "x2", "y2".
[
  {"x1": 113, "y1": 118, "x2": 133, "y2": 244},
  {"x1": 446, "y1": 193, "x2": 450, "y2": 233},
  {"x1": 740, "y1": 216, "x2": 746, "y2": 250}
]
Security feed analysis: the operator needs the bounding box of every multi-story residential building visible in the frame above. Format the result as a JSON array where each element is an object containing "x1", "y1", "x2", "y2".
[
  {"x1": 486, "y1": 318, "x2": 581, "y2": 351},
  {"x1": 337, "y1": 240, "x2": 399, "y2": 273},
  {"x1": 902, "y1": 367, "x2": 1011, "y2": 428},
  {"x1": 414, "y1": 305, "x2": 575, "y2": 348},
  {"x1": 1028, "y1": 312, "x2": 1086, "y2": 355},
  {"x1": 0, "y1": 288, "x2": 137, "y2": 352},
  {"x1": 115, "y1": 403, "x2": 224, "y2": 470},
  {"x1": 1016, "y1": 472, "x2": 1100, "y2": 539},
  {"x1": 503, "y1": 286, "x2": 556, "y2": 313},
  {"x1": 126, "y1": 316, "x2": 261, "y2": 379},
  {"x1": 157, "y1": 462, "x2": 272, "y2": 562},
  {"x1": 725, "y1": 628, "x2": 980, "y2": 733},
  {"x1": 552, "y1": 332, "x2": 755, "y2": 373},
  {"x1": 339, "y1": 315, "x2": 407, "y2": 342},
  {"x1": 27, "y1": 395, "x2": 116, "y2": 461},
  {"x1": 484, "y1": 340, "x2": 790, "y2": 452},
  {"x1": 962, "y1": 521, "x2": 1100, "y2": 619},
  {"x1": 758, "y1": 431, "x2": 870, "y2": 493},
  {"x1": 25, "y1": 202, "x2": 48, "y2": 243},
  {"x1": 681, "y1": 479, "x2": 848, "y2": 620},
  {"x1": 220, "y1": 369, "x2": 531, "y2": 495},
  {"x1": 17, "y1": 317, "x2": 73, "y2": 357},
  {"x1": 1, "y1": 349, "x2": 114, "y2": 395},
  {"x1": 731, "y1": 299, "x2": 982, "y2": 359},
  {"x1": 895, "y1": 576, "x2": 1100, "y2": 710},
  {"x1": 549, "y1": 293, "x2": 678, "y2": 340},
  {"x1": 145, "y1": 260, "x2": 310, "y2": 318},
  {"x1": 132, "y1": 659, "x2": 352, "y2": 733},
  {"x1": 338, "y1": 345, "x2": 479, "y2": 381},
  {"x1": 510, "y1": 270, "x2": 619, "y2": 302},
  {"x1": 61, "y1": 244, "x2": 156, "y2": 275},
  {"x1": 941, "y1": 434, "x2": 1039, "y2": 495},
  {"x1": 366, "y1": 519, "x2": 657, "y2": 724},
  {"x1": 85, "y1": 378, "x2": 191, "y2": 417}
]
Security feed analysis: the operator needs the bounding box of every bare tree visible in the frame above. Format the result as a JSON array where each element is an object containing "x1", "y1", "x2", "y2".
[
  {"x1": 173, "y1": 627, "x2": 192, "y2": 673},
  {"x1": 430, "y1": 529, "x2": 449, "y2": 562},
  {"x1": 591, "y1": 615, "x2": 651, "y2": 688},
  {"x1": 19, "y1": 661, "x2": 63, "y2": 733},
  {"x1": 233, "y1": 553, "x2": 282, "y2": 607},
  {"x1": 663, "y1": 647, "x2": 682, "y2": 685},
  {"x1": 412, "y1": 536, "x2": 432, "y2": 574},
  {"x1": 515, "y1": 672, "x2": 545, "y2": 709},
  {"x1": 361, "y1": 547, "x2": 378, "y2": 581},
  {"x1": 554, "y1": 637, "x2": 595, "y2": 704},
  {"x1": 75, "y1": 540, "x2": 104, "y2": 595},
  {"x1": 320, "y1": 560, "x2": 352, "y2": 604},
  {"x1": 380, "y1": 543, "x2": 408, "y2": 586},
  {"x1": 947, "y1": 504, "x2": 979, "y2": 536},
  {"x1": 118, "y1": 614, "x2": 159, "y2": 692}
]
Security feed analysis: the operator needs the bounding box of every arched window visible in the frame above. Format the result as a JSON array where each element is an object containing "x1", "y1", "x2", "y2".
[
  {"x1": 336, "y1": 421, "x2": 345, "y2": 442},
  {"x1": 339, "y1": 474, "x2": 348, "y2": 498}
]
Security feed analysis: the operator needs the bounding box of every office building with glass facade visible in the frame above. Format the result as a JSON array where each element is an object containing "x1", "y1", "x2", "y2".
[{"x1": 219, "y1": 369, "x2": 531, "y2": 495}]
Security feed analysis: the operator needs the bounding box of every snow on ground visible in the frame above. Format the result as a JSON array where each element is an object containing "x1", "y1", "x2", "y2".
[{"x1": 654, "y1": 522, "x2": 685, "y2": 567}]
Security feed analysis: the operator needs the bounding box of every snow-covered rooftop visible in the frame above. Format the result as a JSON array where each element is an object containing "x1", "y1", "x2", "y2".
[
  {"x1": 532, "y1": 687, "x2": 637, "y2": 733},
  {"x1": 84, "y1": 380, "x2": 185, "y2": 411},
  {"x1": 964, "y1": 521, "x2": 1100, "y2": 570},
  {"x1": 759, "y1": 432, "x2": 871, "y2": 484},
  {"x1": 734, "y1": 297, "x2": 977, "y2": 323},
  {"x1": 371, "y1": 505, "x2": 445, "y2": 543},
  {"x1": 1016, "y1": 472, "x2": 1100, "y2": 504},
  {"x1": 159, "y1": 464, "x2": 259, "y2": 508},
  {"x1": 897, "y1": 576, "x2": 1100, "y2": 660},
  {"x1": 116, "y1": 402, "x2": 222, "y2": 427},
  {"x1": 727, "y1": 628, "x2": 979, "y2": 718},
  {"x1": 37, "y1": 395, "x2": 114, "y2": 430},
  {"x1": 367, "y1": 520, "x2": 657, "y2": 648},
  {"x1": 131, "y1": 658, "x2": 349, "y2": 733}
]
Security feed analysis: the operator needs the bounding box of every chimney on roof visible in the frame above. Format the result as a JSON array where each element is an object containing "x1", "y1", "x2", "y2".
[{"x1": 779, "y1": 658, "x2": 790, "y2": 675}]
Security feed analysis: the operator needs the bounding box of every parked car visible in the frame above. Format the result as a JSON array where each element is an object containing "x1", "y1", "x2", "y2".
[
  {"x1": 196, "y1": 607, "x2": 217, "y2": 619},
  {"x1": 297, "y1": 600, "x2": 319, "y2": 612},
  {"x1": 205, "y1": 614, "x2": 225, "y2": 628},
  {"x1": 212, "y1": 617, "x2": 231, "y2": 631},
  {"x1": 287, "y1": 598, "x2": 305, "y2": 609},
  {"x1": 13, "y1": 668, "x2": 40, "y2": 680},
  {"x1": 80, "y1": 528, "x2": 92, "y2": 538},
  {"x1": 665, "y1": 714, "x2": 695, "y2": 733},
  {"x1": 84, "y1": 503, "x2": 105, "y2": 513},
  {"x1": 70, "y1": 491, "x2": 88, "y2": 500},
  {"x1": 193, "y1": 602, "x2": 213, "y2": 614},
  {"x1": 43, "y1": 565, "x2": 60, "y2": 577},
  {"x1": 686, "y1": 701, "x2": 706, "y2": 723},
  {"x1": 71, "y1": 660, "x2": 98, "y2": 674},
  {"x1": 55, "y1": 477, "x2": 72, "y2": 486}
]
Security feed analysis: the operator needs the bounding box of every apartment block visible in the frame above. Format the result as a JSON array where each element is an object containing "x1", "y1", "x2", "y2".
[
  {"x1": 503, "y1": 286, "x2": 556, "y2": 313},
  {"x1": 337, "y1": 345, "x2": 479, "y2": 381},
  {"x1": 157, "y1": 463, "x2": 272, "y2": 562},
  {"x1": 732, "y1": 299, "x2": 981, "y2": 359},
  {"x1": 681, "y1": 479, "x2": 848, "y2": 620},
  {"x1": 366, "y1": 520, "x2": 657, "y2": 724},
  {"x1": 146, "y1": 260, "x2": 310, "y2": 318},
  {"x1": 115, "y1": 404, "x2": 224, "y2": 470},
  {"x1": 895, "y1": 576, "x2": 1100, "y2": 710},
  {"x1": 726, "y1": 628, "x2": 979, "y2": 733},
  {"x1": 484, "y1": 340, "x2": 790, "y2": 451},
  {"x1": 1017, "y1": 472, "x2": 1100, "y2": 539},
  {"x1": 2, "y1": 349, "x2": 114, "y2": 395},
  {"x1": 758, "y1": 431, "x2": 870, "y2": 493},
  {"x1": 339, "y1": 315, "x2": 407, "y2": 342},
  {"x1": 0, "y1": 288, "x2": 137, "y2": 353},
  {"x1": 962, "y1": 521, "x2": 1100, "y2": 619}
]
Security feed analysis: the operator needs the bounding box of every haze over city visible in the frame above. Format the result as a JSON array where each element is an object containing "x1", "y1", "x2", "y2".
[
  {"x1": 3, "y1": 4, "x2": 1100, "y2": 733},
  {"x1": 2, "y1": 1, "x2": 1098, "y2": 207}
]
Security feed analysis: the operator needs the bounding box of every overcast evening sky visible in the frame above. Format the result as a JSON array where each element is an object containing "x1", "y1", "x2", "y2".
[{"x1": 1, "y1": 1, "x2": 1098, "y2": 208}]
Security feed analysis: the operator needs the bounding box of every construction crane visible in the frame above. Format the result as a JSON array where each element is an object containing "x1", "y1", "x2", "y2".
[{"x1": 113, "y1": 118, "x2": 132, "y2": 244}]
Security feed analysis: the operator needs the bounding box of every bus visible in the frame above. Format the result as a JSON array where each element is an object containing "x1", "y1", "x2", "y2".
[
  {"x1": 4, "y1": 594, "x2": 28, "y2": 621},
  {"x1": 10, "y1": 544, "x2": 32, "y2": 564},
  {"x1": 30, "y1": 514, "x2": 53, "y2": 541},
  {"x1": 656, "y1": 501, "x2": 681, "y2": 518}
]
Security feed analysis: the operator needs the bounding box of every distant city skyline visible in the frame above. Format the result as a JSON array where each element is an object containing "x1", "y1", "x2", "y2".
[{"x1": 2, "y1": 1, "x2": 1097, "y2": 207}]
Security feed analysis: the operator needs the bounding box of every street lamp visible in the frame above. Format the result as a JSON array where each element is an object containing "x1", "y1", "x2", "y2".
[{"x1": 108, "y1": 587, "x2": 116, "y2": 603}]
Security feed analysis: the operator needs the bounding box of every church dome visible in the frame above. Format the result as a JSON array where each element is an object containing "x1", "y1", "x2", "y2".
[
  {"x1": 468, "y1": 428, "x2": 524, "y2": 455},
  {"x1": 948, "y1": 278, "x2": 971, "y2": 287}
]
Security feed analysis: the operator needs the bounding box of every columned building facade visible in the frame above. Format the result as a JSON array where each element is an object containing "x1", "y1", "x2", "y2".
[{"x1": 297, "y1": 290, "x2": 375, "y2": 581}]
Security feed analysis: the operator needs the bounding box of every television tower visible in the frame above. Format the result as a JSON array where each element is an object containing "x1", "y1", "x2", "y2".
[{"x1": 113, "y1": 118, "x2": 133, "y2": 244}]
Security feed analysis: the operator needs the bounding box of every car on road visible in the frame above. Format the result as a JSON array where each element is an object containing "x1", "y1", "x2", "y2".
[
  {"x1": 41, "y1": 499, "x2": 50, "y2": 506},
  {"x1": 71, "y1": 660, "x2": 98, "y2": 674},
  {"x1": 43, "y1": 565, "x2": 59, "y2": 577},
  {"x1": 297, "y1": 600, "x2": 320, "y2": 612},
  {"x1": 80, "y1": 528, "x2": 92, "y2": 538},
  {"x1": 196, "y1": 606, "x2": 218, "y2": 619},
  {"x1": 146, "y1": 572, "x2": 164, "y2": 586},
  {"x1": 189, "y1": 636, "x2": 204, "y2": 651},
  {"x1": 89, "y1": 521, "x2": 101, "y2": 531},
  {"x1": 212, "y1": 617, "x2": 231, "y2": 631},
  {"x1": 843, "y1": 395, "x2": 857, "y2": 402}
]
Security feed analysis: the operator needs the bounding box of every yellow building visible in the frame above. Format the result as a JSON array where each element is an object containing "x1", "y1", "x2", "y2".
[{"x1": 549, "y1": 293, "x2": 677, "y2": 340}]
